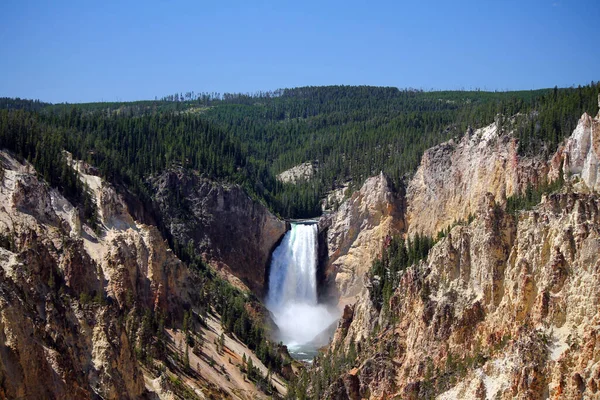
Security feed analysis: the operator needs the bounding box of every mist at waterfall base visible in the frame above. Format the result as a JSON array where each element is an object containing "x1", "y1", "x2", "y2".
[{"x1": 266, "y1": 223, "x2": 339, "y2": 362}]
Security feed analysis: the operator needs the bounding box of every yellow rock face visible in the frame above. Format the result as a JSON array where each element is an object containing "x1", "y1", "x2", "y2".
[
  {"x1": 320, "y1": 172, "x2": 405, "y2": 305},
  {"x1": 332, "y1": 191, "x2": 600, "y2": 399},
  {"x1": 406, "y1": 121, "x2": 548, "y2": 238}
]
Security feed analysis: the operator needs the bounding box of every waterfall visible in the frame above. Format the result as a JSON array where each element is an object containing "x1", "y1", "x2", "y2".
[
  {"x1": 267, "y1": 223, "x2": 318, "y2": 307},
  {"x1": 266, "y1": 223, "x2": 338, "y2": 351}
]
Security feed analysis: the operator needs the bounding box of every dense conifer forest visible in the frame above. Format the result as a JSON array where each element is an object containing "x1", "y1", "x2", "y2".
[{"x1": 1, "y1": 83, "x2": 599, "y2": 219}]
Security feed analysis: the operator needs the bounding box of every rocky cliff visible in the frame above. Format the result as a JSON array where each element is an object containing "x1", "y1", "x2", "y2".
[
  {"x1": 0, "y1": 152, "x2": 285, "y2": 399},
  {"x1": 312, "y1": 107, "x2": 600, "y2": 399},
  {"x1": 319, "y1": 173, "x2": 405, "y2": 304},
  {"x1": 0, "y1": 152, "x2": 147, "y2": 399},
  {"x1": 150, "y1": 169, "x2": 287, "y2": 295},
  {"x1": 406, "y1": 117, "x2": 548, "y2": 238},
  {"x1": 552, "y1": 109, "x2": 600, "y2": 192},
  {"x1": 327, "y1": 188, "x2": 600, "y2": 399}
]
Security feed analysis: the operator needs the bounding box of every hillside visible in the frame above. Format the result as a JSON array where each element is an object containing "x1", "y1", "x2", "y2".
[
  {"x1": 0, "y1": 84, "x2": 599, "y2": 399},
  {"x1": 0, "y1": 150, "x2": 290, "y2": 399},
  {"x1": 8, "y1": 84, "x2": 597, "y2": 218}
]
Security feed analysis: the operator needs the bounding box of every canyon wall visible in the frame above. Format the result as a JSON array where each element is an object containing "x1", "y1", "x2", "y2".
[
  {"x1": 406, "y1": 118, "x2": 547, "y2": 238},
  {"x1": 318, "y1": 106, "x2": 600, "y2": 399},
  {"x1": 552, "y1": 110, "x2": 600, "y2": 191},
  {"x1": 150, "y1": 169, "x2": 287, "y2": 295},
  {"x1": 319, "y1": 173, "x2": 405, "y2": 305},
  {"x1": 0, "y1": 152, "x2": 147, "y2": 399},
  {"x1": 329, "y1": 189, "x2": 600, "y2": 399},
  {"x1": 0, "y1": 152, "x2": 284, "y2": 399}
]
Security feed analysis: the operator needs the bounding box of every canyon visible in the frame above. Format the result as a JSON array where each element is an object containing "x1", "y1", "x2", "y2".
[{"x1": 0, "y1": 95, "x2": 599, "y2": 399}]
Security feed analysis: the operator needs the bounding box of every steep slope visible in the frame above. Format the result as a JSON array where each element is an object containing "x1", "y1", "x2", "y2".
[
  {"x1": 406, "y1": 116, "x2": 547, "y2": 238},
  {"x1": 552, "y1": 107, "x2": 600, "y2": 191},
  {"x1": 318, "y1": 173, "x2": 405, "y2": 305},
  {"x1": 0, "y1": 152, "x2": 145, "y2": 399},
  {"x1": 408, "y1": 98, "x2": 600, "y2": 239},
  {"x1": 150, "y1": 169, "x2": 287, "y2": 295},
  {"x1": 327, "y1": 190, "x2": 600, "y2": 399},
  {"x1": 0, "y1": 152, "x2": 286, "y2": 399}
]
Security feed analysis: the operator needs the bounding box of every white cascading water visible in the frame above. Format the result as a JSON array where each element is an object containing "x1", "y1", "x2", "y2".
[{"x1": 266, "y1": 223, "x2": 338, "y2": 353}]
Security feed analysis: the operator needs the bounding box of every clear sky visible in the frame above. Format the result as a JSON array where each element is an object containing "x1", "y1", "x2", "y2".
[{"x1": 1, "y1": 0, "x2": 598, "y2": 103}]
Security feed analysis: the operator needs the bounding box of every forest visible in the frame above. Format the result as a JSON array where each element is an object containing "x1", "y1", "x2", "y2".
[{"x1": 1, "y1": 83, "x2": 599, "y2": 220}]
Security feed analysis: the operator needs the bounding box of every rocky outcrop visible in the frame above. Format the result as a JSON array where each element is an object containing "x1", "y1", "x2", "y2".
[
  {"x1": 321, "y1": 182, "x2": 350, "y2": 213},
  {"x1": 328, "y1": 189, "x2": 600, "y2": 399},
  {"x1": 319, "y1": 173, "x2": 405, "y2": 304},
  {"x1": 0, "y1": 153, "x2": 146, "y2": 399},
  {"x1": 68, "y1": 162, "x2": 195, "y2": 318},
  {"x1": 406, "y1": 118, "x2": 547, "y2": 238},
  {"x1": 552, "y1": 108, "x2": 600, "y2": 192},
  {"x1": 150, "y1": 169, "x2": 287, "y2": 295},
  {"x1": 276, "y1": 161, "x2": 317, "y2": 184}
]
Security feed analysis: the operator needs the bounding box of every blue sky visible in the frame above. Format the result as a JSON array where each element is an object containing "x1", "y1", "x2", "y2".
[{"x1": 1, "y1": 0, "x2": 598, "y2": 103}]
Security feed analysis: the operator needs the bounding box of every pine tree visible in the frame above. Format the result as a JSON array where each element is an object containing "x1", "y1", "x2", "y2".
[{"x1": 184, "y1": 342, "x2": 190, "y2": 369}]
